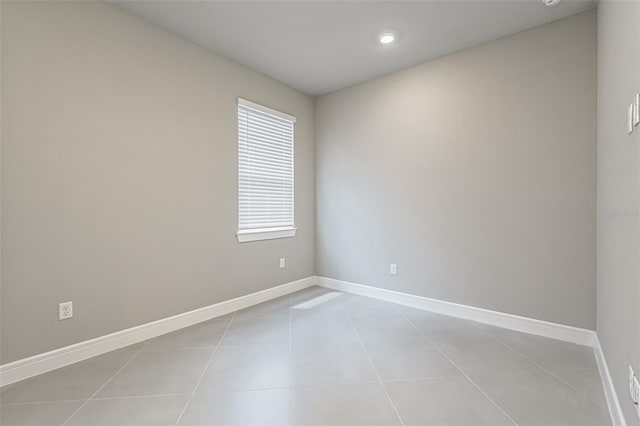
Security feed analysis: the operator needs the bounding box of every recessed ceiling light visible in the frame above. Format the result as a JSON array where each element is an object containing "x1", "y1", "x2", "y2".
[
  {"x1": 378, "y1": 32, "x2": 396, "y2": 45},
  {"x1": 543, "y1": 0, "x2": 560, "y2": 6}
]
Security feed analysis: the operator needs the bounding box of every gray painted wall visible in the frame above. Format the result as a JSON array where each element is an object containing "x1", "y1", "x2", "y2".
[
  {"x1": 0, "y1": 1, "x2": 315, "y2": 363},
  {"x1": 315, "y1": 11, "x2": 597, "y2": 329},
  {"x1": 597, "y1": 1, "x2": 640, "y2": 424}
]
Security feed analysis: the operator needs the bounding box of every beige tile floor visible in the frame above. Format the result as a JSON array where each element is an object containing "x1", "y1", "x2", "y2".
[{"x1": 0, "y1": 286, "x2": 612, "y2": 426}]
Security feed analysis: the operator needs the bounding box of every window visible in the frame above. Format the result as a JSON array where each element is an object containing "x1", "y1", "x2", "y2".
[{"x1": 237, "y1": 98, "x2": 296, "y2": 242}]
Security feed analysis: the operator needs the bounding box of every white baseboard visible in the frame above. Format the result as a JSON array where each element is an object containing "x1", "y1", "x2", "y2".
[
  {"x1": 594, "y1": 336, "x2": 628, "y2": 426},
  {"x1": 316, "y1": 276, "x2": 596, "y2": 347},
  {"x1": 0, "y1": 276, "x2": 315, "y2": 387}
]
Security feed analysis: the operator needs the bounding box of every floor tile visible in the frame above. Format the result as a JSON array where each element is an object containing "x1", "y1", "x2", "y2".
[
  {"x1": 96, "y1": 348, "x2": 212, "y2": 398},
  {"x1": 290, "y1": 383, "x2": 401, "y2": 426},
  {"x1": 347, "y1": 309, "x2": 421, "y2": 341},
  {"x1": 196, "y1": 344, "x2": 290, "y2": 392},
  {"x1": 292, "y1": 308, "x2": 357, "y2": 342},
  {"x1": 486, "y1": 328, "x2": 598, "y2": 374},
  {"x1": 0, "y1": 351, "x2": 135, "y2": 404},
  {"x1": 430, "y1": 331, "x2": 538, "y2": 376},
  {"x1": 221, "y1": 317, "x2": 290, "y2": 345},
  {"x1": 552, "y1": 368, "x2": 607, "y2": 407},
  {"x1": 398, "y1": 306, "x2": 484, "y2": 338},
  {"x1": 473, "y1": 370, "x2": 612, "y2": 426},
  {"x1": 235, "y1": 295, "x2": 291, "y2": 319},
  {"x1": 340, "y1": 294, "x2": 401, "y2": 316},
  {"x1": 0, "y1": 400, "x2": 84, "y2": 426},
  {"x1": 385, "y1": 376, "x2": 514, "y2": 426},
  {"x1": 290, "y1": 287, "x2": 337, "y2": 306},
  {"x1": 65, "y1": 395, "x2": 189, "y2": 425},
  {"x1": 363, "y1": 337, "x2": 460, "y2": 382},
  {"x1": 291, "y1": 293, "x2": 343, "y2": 316},
  {"x1": 291, "y1": 339, "x2": 377, "y2": 386},
  {"x1": 145, "y1": 319, "x2": 229, "y2": 351},
  {"x1": 177, "y1": 388, "x2": 289, "y2": 426}
]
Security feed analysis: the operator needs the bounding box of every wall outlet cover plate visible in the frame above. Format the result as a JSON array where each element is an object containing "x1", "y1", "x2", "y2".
[{"x1": 59, "y1": 301, "x2": 73, "y2": 320}]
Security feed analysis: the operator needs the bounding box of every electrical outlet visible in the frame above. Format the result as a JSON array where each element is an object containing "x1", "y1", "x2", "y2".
[
  {"x1": 59, "y1": 301, "x2": 73, "y2": 320},
  {"x1": 390, "y1": 264, "x2": 398, "y2": 275},
  {"x1": 279, "y1": 257, "x2": 285, "y2": 269}
]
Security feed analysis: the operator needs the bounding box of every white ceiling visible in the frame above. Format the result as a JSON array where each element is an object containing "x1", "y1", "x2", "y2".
[{"x1": 112, "y1": 0, "x2": 596, "y2": 96}]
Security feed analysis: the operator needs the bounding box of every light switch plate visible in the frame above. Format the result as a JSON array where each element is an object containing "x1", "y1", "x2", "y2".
[
  {"x1": 634, "y1": 94, "x2": 640, "y2": 127},
  {"x1": 630, "y1": 366, "x2": 636, "y2": 402},
  {"x1": 634, "y1": 375, "x2": 640, "y2": 418},
  {"x1": 629, "y1": 103, "x2": 634, "y2": 134}
]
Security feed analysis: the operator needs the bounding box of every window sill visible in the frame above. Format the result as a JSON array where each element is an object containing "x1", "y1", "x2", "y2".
[{"x1": 237, "y1": 227, "x2": 297, "y2": 243}]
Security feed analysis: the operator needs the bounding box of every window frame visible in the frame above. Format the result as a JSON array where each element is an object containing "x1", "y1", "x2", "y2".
[{"x1": 236, "y1": 98, "x2": 297, "y2": 243}]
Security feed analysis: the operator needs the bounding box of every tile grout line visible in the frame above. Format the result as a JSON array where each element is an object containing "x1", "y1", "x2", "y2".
[
  {"x1": 60, "y1": 339, "x2": 154, "y2": 426},
  {"x1": 85, "y1": 392, "x2": 190, "y2": 402},
  {"x1": 482, "y1": 329, "x2": 609, "y2": 410},
  {"x1": 429, "y1": 346, "x2": 521, "y2": 426},
  {"x1": 1, "y1": 398, "x2": 88, "y2": 407},
  {"x1": 171, "y1": 310, "x2": 237, "y2": 426},
  {"x1": 393, "y1": 306, "x2": 520, "y2": 426},
  {"x1": 336, "y1": 295, "x2": 406, "y2": 426},
  {"x1": 4, "y1": 374, "x2": 504, "y2": 409}
]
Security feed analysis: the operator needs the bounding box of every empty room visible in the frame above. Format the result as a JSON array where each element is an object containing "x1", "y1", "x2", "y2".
[{"x1": 0, "y1": 0, "x2": 639, "y2": 425}]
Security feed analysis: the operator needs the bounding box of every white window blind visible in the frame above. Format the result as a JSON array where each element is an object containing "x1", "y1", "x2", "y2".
[{"x1": 237, "y1": 99, "x2": 296, "y2": 242}]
